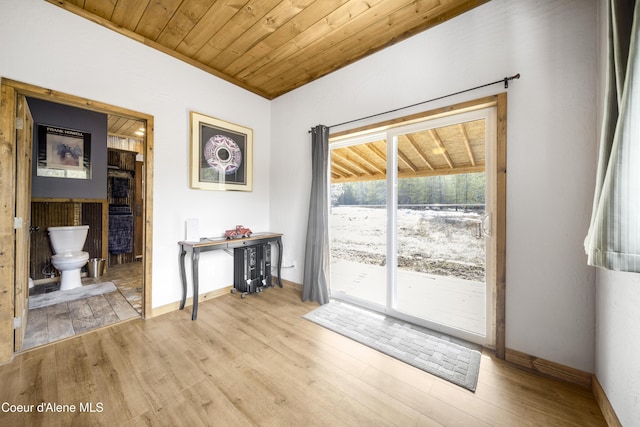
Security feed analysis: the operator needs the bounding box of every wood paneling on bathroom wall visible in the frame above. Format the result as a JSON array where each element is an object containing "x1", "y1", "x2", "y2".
[
  {"x1": 30, "y1": 201, "x2": 74, "y2": 280},
  {"x1": 82, "y1": 202, "x2": 106, "y2": 264},
  {"x1": 108, "y1": 148, "x2": 136, "y2": 171},
  {"x1": 30, "y1": 200, "x2": 107, "y2": 281},
  {"x1": 109, "y1": 249, "x2": 136, "y2": 266}
]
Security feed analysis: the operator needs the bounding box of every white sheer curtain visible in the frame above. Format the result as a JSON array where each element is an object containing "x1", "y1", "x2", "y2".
[
  {"x1": 585, "y1": 0, "x2": 640, "y2": 271},
  {"x1": 302, "y1": 125, "x2": 330, "y2": 304}
]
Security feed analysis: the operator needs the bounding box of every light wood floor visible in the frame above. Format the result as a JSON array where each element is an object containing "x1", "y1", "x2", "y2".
[{"x1": 1, "y1": 286, "x2": 606, "y2": 426}]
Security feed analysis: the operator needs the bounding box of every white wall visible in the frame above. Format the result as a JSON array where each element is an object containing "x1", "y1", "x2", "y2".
[
  {"x1": 594, "y1": 1, "x2": 640, "y2": 425},
  {"x1": 270, "y1": 0, "x2": 598, "y2": 371},
  {"x1": 0, "y1": 0, "x2": 271, "y2": 308},
  {"x1": 596, "y1": 270, "x2": 640, "y2": 426}
]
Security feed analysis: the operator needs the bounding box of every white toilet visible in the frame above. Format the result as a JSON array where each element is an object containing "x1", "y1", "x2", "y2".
[{"x1": 48, "y1": 225, "x2": 90, "y2": 291}]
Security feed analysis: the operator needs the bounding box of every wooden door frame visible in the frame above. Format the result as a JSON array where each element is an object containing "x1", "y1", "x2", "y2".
[
  {"x1": 14, "y1": 94, "x2": 33, "y2": 352},
  {"x1": 0, "y1": 78, "x2": 154, "y2": 364}
]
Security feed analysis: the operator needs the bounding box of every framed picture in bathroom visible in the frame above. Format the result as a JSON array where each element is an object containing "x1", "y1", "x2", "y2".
[
  {"x1": 36, "y1": 124, "x2": 91, "y2": 179},
  {"x1": 190, "y1": 111, "x2": 253, "y2": 191}
]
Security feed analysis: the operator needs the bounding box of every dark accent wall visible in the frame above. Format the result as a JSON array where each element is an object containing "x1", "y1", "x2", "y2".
[{"x1": 28, "y1": 97, "x2": 108, "y2": 199}]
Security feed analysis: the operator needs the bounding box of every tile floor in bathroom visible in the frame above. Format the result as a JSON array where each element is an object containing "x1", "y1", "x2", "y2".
[{"x1": 22, "y1": 261, "x2": 143, "y2": 351}]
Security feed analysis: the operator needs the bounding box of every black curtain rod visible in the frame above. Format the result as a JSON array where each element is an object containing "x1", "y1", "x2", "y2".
[{"x1": 309, "y1": 73, "x2": 520, "y2": 133}]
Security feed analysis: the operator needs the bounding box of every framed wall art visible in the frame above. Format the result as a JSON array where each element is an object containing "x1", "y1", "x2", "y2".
[
  {"x1": 36, "y1": 124, "x2": 91, "y2": 179},
  {"x1": 190, "y1": 111, "x2": 253, "y2": 191}
]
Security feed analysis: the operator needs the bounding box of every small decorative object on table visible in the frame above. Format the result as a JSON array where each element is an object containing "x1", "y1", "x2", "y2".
[{"x1": 224, "y1": 225, "x2": 252, "y2": 240}]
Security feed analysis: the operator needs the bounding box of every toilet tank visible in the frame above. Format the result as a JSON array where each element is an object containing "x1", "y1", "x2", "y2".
[{"x1": 48, "y1": 225, "x2": 89, "y2": 253}]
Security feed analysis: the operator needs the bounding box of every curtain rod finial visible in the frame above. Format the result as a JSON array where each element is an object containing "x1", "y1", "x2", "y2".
[{"x1": 504, "y1": 73, "x2": 521, "y2": 89}]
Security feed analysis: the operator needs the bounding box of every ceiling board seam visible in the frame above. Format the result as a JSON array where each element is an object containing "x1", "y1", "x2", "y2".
[
  {"x1": 211, "y1": 0, "x2": 316, "y2": 71},
  {"x1": 223, "y1": 0, "x2": 350, "y2": 77},
  {"x1": 194, "y1": 0, "x2": 282, "y2": 67},
  {"x1": 153, "y1": 0, "x2": 193, "y2": 45}
]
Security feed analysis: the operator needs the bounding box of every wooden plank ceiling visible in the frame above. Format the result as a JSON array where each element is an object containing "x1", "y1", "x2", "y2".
[
  {"x1": 108, "y1": 115, "x2": 146, "y2": 139},
  {"x1": 47, "y1": 0, "x2": 489, "y2": 99},
  {"x1": 331, "y1": 119, "x2": 485, "y2": 183}
]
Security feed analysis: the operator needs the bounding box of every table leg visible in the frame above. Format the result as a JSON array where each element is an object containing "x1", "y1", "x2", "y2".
[
  {"x1": 191, "y1": 249, "x2": 200, "y2": 320},
  {"x1": 179, "y1": 244, "x2": 187, "y2": 310},
  {"x1": 275, "y1": 237, "x2": 283, "y2": 288}
]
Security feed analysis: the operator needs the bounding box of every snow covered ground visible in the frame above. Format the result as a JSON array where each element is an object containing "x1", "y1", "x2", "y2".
[{"x1": 329, "y1": 206, "x2": 485, "y2": 281}]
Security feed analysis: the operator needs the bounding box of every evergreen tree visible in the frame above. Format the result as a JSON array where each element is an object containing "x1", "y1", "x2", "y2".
[{"x1": 332, "y1": 172, "x2": 485, "y2": 207}]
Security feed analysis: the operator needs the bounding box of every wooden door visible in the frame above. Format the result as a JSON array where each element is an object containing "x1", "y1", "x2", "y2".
[{"x1": 14, "y1": 95, "x2": 33, "y2": 351}]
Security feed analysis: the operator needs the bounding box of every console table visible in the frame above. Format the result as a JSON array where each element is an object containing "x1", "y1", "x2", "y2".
[{"x1": 178, "y1": 233, "x2": 283, "y2": 320}]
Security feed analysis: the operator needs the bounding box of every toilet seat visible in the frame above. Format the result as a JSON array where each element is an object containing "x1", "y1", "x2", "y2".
[{"x1": 52, "y1": 251, "x2": 89, "y2": 263}]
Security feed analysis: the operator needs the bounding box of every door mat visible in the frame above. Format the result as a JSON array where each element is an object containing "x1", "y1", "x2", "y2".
[
  {"x1": 29, "y1": 282, "x2": 117, "y2": 309},
  {"x1": 303, "y1": 300, "x2": 482, "y2": 392}
]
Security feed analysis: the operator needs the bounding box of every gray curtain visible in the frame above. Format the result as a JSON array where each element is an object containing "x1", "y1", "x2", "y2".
[
  {"x1": 585, "y1": 0, "x2": 640, "y2": 271},
  {"x1": 302, "y1": 125, "x2": 330, "y2": 304}
]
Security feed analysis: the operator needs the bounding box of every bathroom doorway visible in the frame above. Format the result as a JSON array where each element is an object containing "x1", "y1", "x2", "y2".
[{"x1": 0, "y1": 78, "x2": 154, "y2": 358}]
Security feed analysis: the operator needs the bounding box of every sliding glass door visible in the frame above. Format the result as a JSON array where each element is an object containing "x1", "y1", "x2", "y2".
[
  {"x1": 329, "y1": 133, "x2": 388, "y2": 309},
  {"x1": 388, "y1": 110, "x2": 495, "y2": 343},
  {"x1": 329, "y1": 107, "x2": 496, "y2": 345}
]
